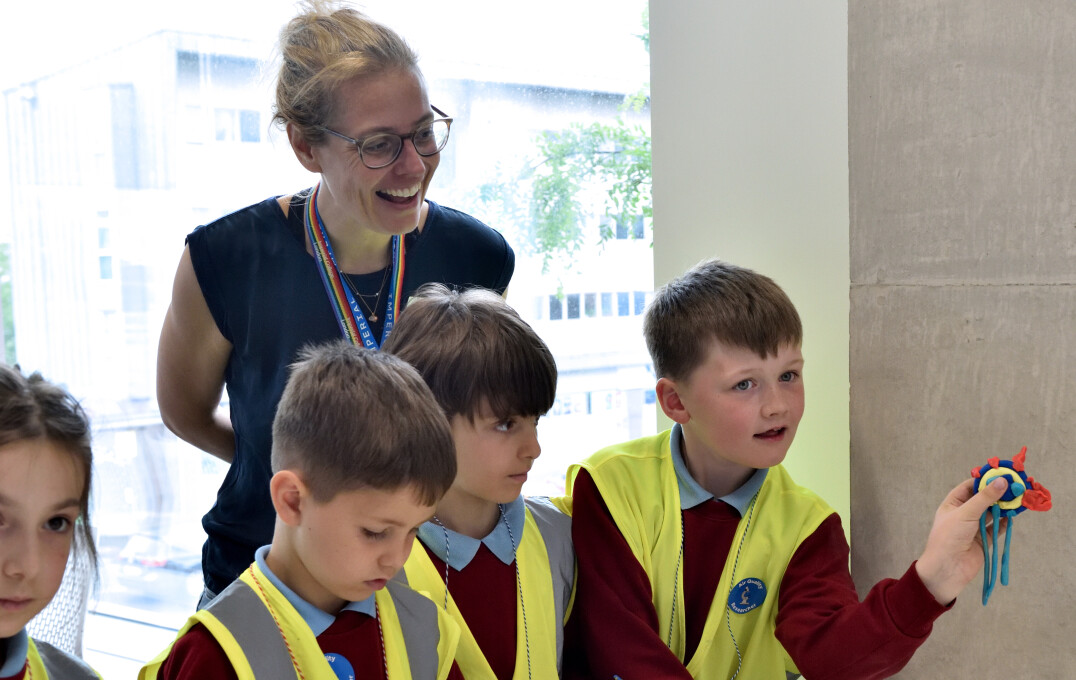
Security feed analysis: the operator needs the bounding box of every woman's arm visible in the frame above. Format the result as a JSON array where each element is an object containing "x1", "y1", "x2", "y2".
[{"x1": 156, "y1": 246, "x2": 236, "y2": 462}]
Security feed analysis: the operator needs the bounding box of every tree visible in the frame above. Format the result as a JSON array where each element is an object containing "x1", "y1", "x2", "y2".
[{"x1": 479, "y1": 9, "x2": 651, "y2": 273}]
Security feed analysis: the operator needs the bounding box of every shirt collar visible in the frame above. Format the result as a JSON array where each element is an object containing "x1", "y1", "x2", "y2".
[
  {"x1": 0, "y1": 628, "x2": 28, "y2": 678},
  {"x1": 254, "y1": 545, "x2": 376, "y2": 637},
  {"x1": 417, "y1": 495, "x2": 525, "y2": 571},
  {"x1": 670, "y1": 423, "x2": 768, "y2": 515}
]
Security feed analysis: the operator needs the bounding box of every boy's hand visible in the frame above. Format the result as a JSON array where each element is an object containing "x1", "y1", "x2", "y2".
[{"x1": 915, "y1": 477, "x2": 1008, "y2": 605}]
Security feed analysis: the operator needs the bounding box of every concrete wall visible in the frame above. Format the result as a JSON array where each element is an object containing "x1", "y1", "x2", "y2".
[
  {"x1": 650, "y1": 0, "x2": 850, "y2": 522},
  {"x1": 849, "y1": 2, "x2": 1076, "y2": 678}
]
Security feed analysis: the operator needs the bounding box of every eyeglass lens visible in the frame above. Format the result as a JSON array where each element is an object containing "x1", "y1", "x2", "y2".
[{"x1": 361, "y1": 119, "x2": 450, "y2": 168}]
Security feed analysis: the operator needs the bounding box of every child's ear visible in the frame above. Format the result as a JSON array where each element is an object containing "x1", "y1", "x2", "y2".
[
  {"x1": 656, "y1": 377, "x2": 690, "y2": 424},
  {"x1": 286, "y1": 123, "x2": 323, "y2": 174},
  {"x1": 270, "y1": 470, "x2": 306, "y2": 527}
]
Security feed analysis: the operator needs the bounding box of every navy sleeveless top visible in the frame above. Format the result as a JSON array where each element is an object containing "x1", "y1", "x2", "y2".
[{"x1": 187, "y1": 192, "x2": 515, "y2": 593}]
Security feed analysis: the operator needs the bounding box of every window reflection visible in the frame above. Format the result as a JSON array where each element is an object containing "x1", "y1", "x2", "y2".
[{"x1": 2, "y1": 0, "x2": 651, "y2": 669}]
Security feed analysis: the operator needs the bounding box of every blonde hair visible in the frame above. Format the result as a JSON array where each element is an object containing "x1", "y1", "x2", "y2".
[{"x1": 272, "y1": 0, "x2": 420, "y2": 145}]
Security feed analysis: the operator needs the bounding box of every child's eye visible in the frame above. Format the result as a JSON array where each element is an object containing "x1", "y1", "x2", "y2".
[
  {"x1": 733, "y1": 379, "x2": 754, "y2": 391},
  {"x1": 494, "y1": 419, "x2": 515, "y2": 432},
  {"x1": 779, "y1": 371, "x2": 799, "y2": 383},
  {"x1": 45, "y1": 516, "x2": 72, "y2": 533},
  {"x1": 362, "y1": 528, "x2": 389, "y2": 541}
]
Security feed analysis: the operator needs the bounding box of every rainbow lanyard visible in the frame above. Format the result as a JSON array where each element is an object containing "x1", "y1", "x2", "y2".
[{"x1": 304, "y1": 183, "x2": 405, "y2": 349}]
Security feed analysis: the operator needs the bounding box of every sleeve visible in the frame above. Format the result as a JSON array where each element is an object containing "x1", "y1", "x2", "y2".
[
  {"x1": 562, "y1": 469, "x2": 693, "y2": 680},
  {"x1": 185, "y1": 223, "x2": 233, "y2": 343},
  {"x1": 155, "y1": 624, "x2": 238, "y2": 680},
  {"x1": 775, "y1": 514, "x2": 950, "y2": 680}
]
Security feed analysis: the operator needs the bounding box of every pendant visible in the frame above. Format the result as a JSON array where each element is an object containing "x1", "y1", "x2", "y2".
[{"x1": 369, "y1": 314, "x2": 379, "y2": 322}]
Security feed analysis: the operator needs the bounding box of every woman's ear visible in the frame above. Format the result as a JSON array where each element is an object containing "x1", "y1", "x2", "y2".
[
  {"x1": 269, "y1": 469, "x2": 306, "y2": 527},
  {"x1": 287, "y1": 122, "x2": 323, "y2": 174},
  {"x1": 656, "y1": 377, "x2": 691, "y2": 424}
]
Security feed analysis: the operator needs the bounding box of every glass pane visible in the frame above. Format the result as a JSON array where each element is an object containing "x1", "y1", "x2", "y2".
[{"x1": 1, "y1": 1, "x2": 651, "y2": 672}]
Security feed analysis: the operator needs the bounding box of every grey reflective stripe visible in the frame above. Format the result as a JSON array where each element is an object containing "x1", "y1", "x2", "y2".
[
  {"x1": 385, "y1": 579, "x2": 440, "y2": 679},
  {"x1": 33, "y1": 639, "x2": 98, "y2": 679},
  {"x1": 524, "y1": 495, "x2": 575, "y2": 669},
  {"x1": 205, "y1": 579, "x2": 296, "y2": 679}
]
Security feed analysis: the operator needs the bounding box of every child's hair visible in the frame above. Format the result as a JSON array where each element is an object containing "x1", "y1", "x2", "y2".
[
  {"x1": 644, "y1": 259, "x2": 802, "y2": 381},
  {"x1": 0, "y1": 364, "x2": 97, "y2": 566},
  {"x1": 382, "y1": 284, "x2": 557, "y2": 422},
  {"x1": 271, "y1": 340, "x2": 456, "y2": 505}
]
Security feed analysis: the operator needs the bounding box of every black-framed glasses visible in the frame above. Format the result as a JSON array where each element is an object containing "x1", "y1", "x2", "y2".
[{"x1": 321, "y1": 105, "x2": 453, "y2": 169}]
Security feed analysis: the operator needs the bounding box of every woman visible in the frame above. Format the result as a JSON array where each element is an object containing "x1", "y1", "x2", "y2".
[{"x1": 156, "y1": 0, "x2": 514, "y2": 605}]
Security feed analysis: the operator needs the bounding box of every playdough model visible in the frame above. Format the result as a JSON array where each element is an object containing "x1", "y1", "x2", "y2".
[{"x1": 970, "y1": 446, "x2": 1052, "y2": 605}]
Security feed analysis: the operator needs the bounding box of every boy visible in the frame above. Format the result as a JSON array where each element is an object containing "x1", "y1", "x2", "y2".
[
  {"x1": 562, "y1": 259, "x2": 1009, "y2": 680},
  {"x1": 382, "y1": 285, "x2": 574, "y2": 680},
  {"x1": 141, "y1": 342, "x2": 463, "y2": 679}
]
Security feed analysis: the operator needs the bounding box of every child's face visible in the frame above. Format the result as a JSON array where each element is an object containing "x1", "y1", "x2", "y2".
[
  {"x1": 675, "y1": 340, "x2": 805, "y2": 478},
  {"x1": 0, "y1": 438, "x2": 83, "y2": 638},
  {"x1": 449, "y1": 402, "x2": 541, "y2": 507},
  {"x1": 287, "y1": 484, "x2": 433, "y2": 612}
]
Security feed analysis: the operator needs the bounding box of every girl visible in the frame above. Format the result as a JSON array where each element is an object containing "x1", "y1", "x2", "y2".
[{"x1": 0, "y1": 364, "x2": 98, "y2": 679}]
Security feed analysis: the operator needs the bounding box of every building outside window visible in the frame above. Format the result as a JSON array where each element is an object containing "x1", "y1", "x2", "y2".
[{"x1": 0, "y1": 0, "x2": 651, "y2": 673}]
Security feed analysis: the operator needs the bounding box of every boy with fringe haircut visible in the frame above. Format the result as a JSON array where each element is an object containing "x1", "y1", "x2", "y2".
[
  {"x1": 563, "y1": 259, "x2": 1010, "y2": 679},
  {"x1": 142, "y1": 342, "x2": 463, "y2": 679},
  {"x1": 383, "y1": 284, "x2": 574, "y2": 680}
]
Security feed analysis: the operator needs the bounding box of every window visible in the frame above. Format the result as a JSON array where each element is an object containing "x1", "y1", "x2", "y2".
[{"x1": 1, "y1": 1, "x2": 651, "y2": 674}]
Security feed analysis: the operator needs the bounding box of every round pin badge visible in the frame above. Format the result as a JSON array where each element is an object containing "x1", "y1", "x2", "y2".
[
  {"x1": 324, "y1": 652, "x2": 356, "y2": 680},
  {"x1": 727, "y1": 577, "x2": 767, "y2": 614}
]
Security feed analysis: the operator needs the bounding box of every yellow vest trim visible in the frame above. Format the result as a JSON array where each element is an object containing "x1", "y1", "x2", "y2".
[
  {"x1": 567, "y1": 430, "x2": 834, "y2": 680},
  {"x1": 139, "y1": 562, "x2": 456, "y2": 680},
  {"x1": 25, "y1": 639, "x2": 47, "y2": 679},
  {"x1": 403, "y1": 507, "x2": 560, "y2": 679}
]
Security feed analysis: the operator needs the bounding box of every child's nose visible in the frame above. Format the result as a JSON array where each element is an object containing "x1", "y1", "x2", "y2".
[
  {"x1": 521, "y1": 428, "x2": 541, "y2": 461},
  {"x1": 1, "y1": 534, "x2": 39, "y2": 579},
  {"x1": 761, "y1": 385, "x2": 788, "y2": 417},
  {"x1": 382, "y1": 535, "x2": 415, "y2": 573}
]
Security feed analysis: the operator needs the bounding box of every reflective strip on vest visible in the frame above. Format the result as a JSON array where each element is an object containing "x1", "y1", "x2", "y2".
[
  {"x1": 27, "y1": 639, "x2": 99, "y2": 680},
  {"x1": 139, "y1": 563, "x2": 457, "y2": 680},
  {"x1": 400, "y1": 501, "x2": 574, "y2": 679},
  {"x1": 567, "y1": 430, "x2": 832, "y2": 680},
  {"x1": 203, "y1": 577, "x2": 297, "y2": 678}
]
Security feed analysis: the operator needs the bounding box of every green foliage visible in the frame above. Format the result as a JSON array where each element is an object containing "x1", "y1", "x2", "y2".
[{"x1": 478, "y1": 11, "x2": 652, "y2": 273}]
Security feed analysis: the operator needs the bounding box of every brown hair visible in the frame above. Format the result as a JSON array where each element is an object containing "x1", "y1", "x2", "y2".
[
  {"x1": 644, "y1": 259, "x2": 802, "y2": 381},
  {"x1": 382, "y1": 285, "x2": 557, "y2": 422},
  {"x1": 272, "y1": 0, "x2": 421, "y2": 146},
  {"x1": 0, "y1": 364, "x2": 97, "y2": 567},
  {"x1": 271, "y1": 341, "x2": 455, "y2": 505}
]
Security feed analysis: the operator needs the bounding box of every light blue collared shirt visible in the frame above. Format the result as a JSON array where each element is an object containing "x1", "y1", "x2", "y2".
[
  {"x1": 0, "y1": 629, "x2": 28, "y2": 677},
  {"x1": 254, "y1": 545, "x2": 376, "y2": 637},
  {"x1": 669, "y1": 423, "x2": 768, "y2": 516},
  {"x1": 417, "y1": 495, "x2": 525, "y2": 571}
]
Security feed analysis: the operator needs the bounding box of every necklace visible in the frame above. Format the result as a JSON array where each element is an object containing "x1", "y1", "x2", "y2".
[
  {"x1": 343, "y1": 265, "x2": 391, "y2": 323},
  {"x1": 499, "y1": 504, "x2": 532, "y2": 680},
  {"x1": 432, "y1": 506, "x2": 532, "y2": 680},
  {"x1": 668, "y1": 493, "x2": 758, "y2": 680},
  {"x1": 304, "y1": 183, "x2": 405, "y2": 349},
  {"x1": 247, "y1": 565, "x2": 388, "y2": 679}
]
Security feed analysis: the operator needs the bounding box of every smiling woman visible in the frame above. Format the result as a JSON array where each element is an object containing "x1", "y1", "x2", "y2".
[
  {"x1": 154, "y1": 0, "x2": 515, "y2": 605},
  {"x1": 3, "y1": 0, "x2": 651, "y2": 672}
]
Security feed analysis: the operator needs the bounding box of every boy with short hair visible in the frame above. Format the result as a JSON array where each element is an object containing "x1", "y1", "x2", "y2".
[
  {"x1": 563, "y1": 259, "x2": 1009, "y2": 680},
  {"x1": 141, "y1": 341, "x2": 463, "y2": 679},
  {"x1": 382, "y1": 284, "x2": 574, "y2": 680}
]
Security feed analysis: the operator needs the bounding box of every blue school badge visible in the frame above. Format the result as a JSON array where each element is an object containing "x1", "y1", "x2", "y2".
[
  {"x1": 324, "y1": 652, "x2": 356, "y2": 680},
  {"x1": 728, "y1": 578, "x2": 767, "y2": 614}
]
